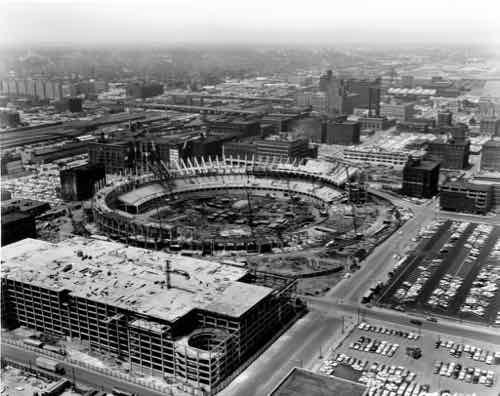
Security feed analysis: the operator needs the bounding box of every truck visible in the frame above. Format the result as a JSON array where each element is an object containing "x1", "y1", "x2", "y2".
[
  {"x1": 111, "y1": 388, "x2": 136, "y2": 396},
  {"x1": 42, "y1": 344, "x2": 67, "y2": 356},
  {"x1": 35, "y1": 357, "x2": 65, "y2": 374},
  {"x1": 23, "y1": 338, "x2": 44, "y2": 348}
]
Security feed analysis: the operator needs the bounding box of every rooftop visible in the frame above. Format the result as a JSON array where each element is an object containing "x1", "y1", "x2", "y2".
[
  {"x1": 442, "y1": 181, "x2": 493, "y2": 192},
  {"x1": 407, "y1": 159, "x2": 440, "y2": 170},
  {"x1": 270, "y1": 368, "x2": 367, "y2": 396},
  {"x1": 1, "y1": 237, "x2": 273, "y2": 323}
]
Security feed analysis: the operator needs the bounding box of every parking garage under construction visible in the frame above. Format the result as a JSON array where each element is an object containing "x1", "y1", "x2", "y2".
[{"x1": 0, "y1": 236, "x2": 301, "y2": 395}]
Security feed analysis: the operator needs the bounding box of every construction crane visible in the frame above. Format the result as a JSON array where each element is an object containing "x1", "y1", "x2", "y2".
[
  {"x1": 144, "y1": 141, "x2": 173, "y2": 188},
  {"x1": 164, "y1": 260, "x2": 190, "y2": 290},
  {"x1": 344, "y1": 166, "x2": 357, "y2": 234},
  {"x1": 244, "y1": 171, "x2": 256, "y2": 240}
]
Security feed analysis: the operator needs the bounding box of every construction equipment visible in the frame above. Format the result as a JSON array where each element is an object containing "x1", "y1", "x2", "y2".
[
  {"x1": 164, "y1": 260, "x2": 190, "y2": 290},
  {"x1": 144, "y1": 141, "x2": 174, "y2": 187},
  {"x1": 344, "y1": 166, "x2": 357, "y2": 233}
]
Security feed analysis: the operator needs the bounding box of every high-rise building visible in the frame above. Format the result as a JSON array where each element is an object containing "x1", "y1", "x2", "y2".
[
  {"x1": 346, "y1": 78, "x2": 381, "y2": 116},
  {"x1": 427, "y1": 138, "x2": 470, "y2": 169},
  {"x1": 402, "y1": 158, "x2": 440, "y2": 198},
  {"x1": 318, "y1": 70, "x2": 346, "y2": 115},
  {"x1": 480, "y1": 139, "x2": 500, "y2": 171},
  {"x1": 35, "y1": 79, "x2": 46, "y2": 99}
]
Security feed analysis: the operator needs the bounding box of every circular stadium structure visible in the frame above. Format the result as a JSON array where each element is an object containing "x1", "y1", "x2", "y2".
[{"x1": 93, "y1": 157, "x2": 365, "y2": 253}]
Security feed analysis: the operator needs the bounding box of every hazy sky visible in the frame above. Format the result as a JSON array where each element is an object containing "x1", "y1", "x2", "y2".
[{"x1": 2, "y1": 0, "x2": 500, "y2": 47}]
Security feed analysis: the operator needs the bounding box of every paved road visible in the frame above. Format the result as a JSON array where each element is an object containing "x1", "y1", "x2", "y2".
[
  {"x1": 1, "y1": 344, "x2": 171, "y2": 396},
  {"x1": 306, "y1": 298, "x2": 500, "y2": 345},
  {"x1": 224, "y1": 197, "x2": 500, "y2": 396},
  {"x1": 218, "y1": 313, "x2": 349, "y2": 396},
  {"x1": 328, "y1": 205, "x2": 437, "y2": 304}
]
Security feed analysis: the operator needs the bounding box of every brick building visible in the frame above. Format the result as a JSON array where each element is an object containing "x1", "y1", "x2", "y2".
[{"x1": 401, "y1": 158, "x2": 440, "y2": 198}]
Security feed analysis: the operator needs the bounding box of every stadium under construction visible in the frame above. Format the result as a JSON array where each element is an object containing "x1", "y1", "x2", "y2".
[{"x1": 92, "y1": 155, "x2": 371, "y2": 254}]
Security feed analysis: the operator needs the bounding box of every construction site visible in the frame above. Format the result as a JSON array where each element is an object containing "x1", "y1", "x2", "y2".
[
  {"x1": 1, "y1": 236, "x2": 302, "y2": 395},
  {"x1": 91, "y1": 154, "x2": 399, "y2": 295}
]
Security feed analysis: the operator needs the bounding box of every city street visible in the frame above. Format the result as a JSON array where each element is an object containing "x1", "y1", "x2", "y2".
[{"x1": 1, "y1": 344, "x2": 171, "y2": 396}]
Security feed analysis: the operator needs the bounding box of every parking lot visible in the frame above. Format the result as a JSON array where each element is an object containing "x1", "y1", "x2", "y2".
[
  {"x1": 316, "y1": 319, "x2": 500, "y2": 396},
  {"x1": 378, "y1": 220, "x2": 500, "y2": 326}
]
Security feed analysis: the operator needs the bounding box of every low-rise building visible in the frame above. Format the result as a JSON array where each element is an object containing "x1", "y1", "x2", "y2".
[
  {"x1": 224, "y1": 137, "x2": 312, "y2": 161},
  {"x1": 380, "y1": 102, "x2": 414, "y2": 121},
  {"x1": 359, "y1": 116, "x2": 391, "y2": 131},
  {"x1": 343, "y1": 148, "x2": 424, "y2": 167},
  {"x1": 440, "y1": 181, "x2": 493, "y2": 214}
]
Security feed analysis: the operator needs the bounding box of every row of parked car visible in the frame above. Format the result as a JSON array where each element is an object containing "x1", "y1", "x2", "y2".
[
  {"x1": 460, "y1": 237, "x2": 500, "y2": 321},
  {"x1": 391, "y1": 221, "x2": 465, "y2": 305},
  {"x1": 357, "y1": 360, "x2": 424, "y2": 396},
  {"x1": 321, "y1": 352, "x2": 426, "y2": 396},
  {"x1": 435, "y1": 339, "x2": 500, "y2": 364},
  {"x1": 357, "y1": 322, "x2": 420, "y2": 340},
  {"x1": 433, "y1": 361, "x2": 495, "y2": 387},
  {"x1": 350, "y1": 336, "x2": 399, "y2": 357}
]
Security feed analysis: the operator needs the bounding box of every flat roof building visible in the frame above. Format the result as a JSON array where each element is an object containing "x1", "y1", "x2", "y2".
[
  {"x1": 427, "y1": 138, "x2": 470, "y2": 170},
  {"x1": 224, "y1": 137, "x2": 312, "y2": 162},
  {"x1": 440, "y1": 181, "x2": 493, "y2": 215},
  {"x1": 380, "y1": 102, "x2": 415, "y2": 122},
  {"x1": 324, "y1": 121, "x2": 360, "y2": 145},
  {"x1": 402, "y1": 158, "x2": 440, "y2": 198},
  {"x1": 1, "y1": 237, "x2": 299, "y2": 394},
  {"x1": 481, "y1": 139, "x2": 500, "y2": 172},
  {"x1": 343, "y1": 148, "x2": 424, "y2": 167},
  {"x1": 480, "y1": 118, "x2": 500, "y2": 137}
]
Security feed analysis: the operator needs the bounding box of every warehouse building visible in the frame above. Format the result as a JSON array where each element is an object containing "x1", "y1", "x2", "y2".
[
  {"x1": 440, "y1": 181, "x2": 493, "y2": 214},
  {"x1": 401, "y1": 158, "x2": 440, "y2": 198},
  {"x1": 1, "y1": 237, "x2": 299, "y2": 394}
]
